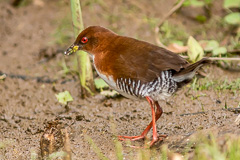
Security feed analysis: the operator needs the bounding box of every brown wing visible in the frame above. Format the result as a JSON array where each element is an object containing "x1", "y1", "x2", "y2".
[{"x1": 110, "y1": 37, "x2": 189, "y2": 83}]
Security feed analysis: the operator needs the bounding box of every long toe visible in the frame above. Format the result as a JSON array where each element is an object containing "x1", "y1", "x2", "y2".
[
  {"x1": 127, "y1": 136, "x2": 167, "y2": 149},
  {"x1": 158, "y1": 134, "x2": 168, "y2": 139},
  {"x1": 118, "y1": 135, "x2": 146, "y2": 141}
]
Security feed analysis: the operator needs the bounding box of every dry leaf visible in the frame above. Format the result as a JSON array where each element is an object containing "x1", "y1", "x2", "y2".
[{"x1": 167, "y1": 43, "x2": 188, "y2": 53}]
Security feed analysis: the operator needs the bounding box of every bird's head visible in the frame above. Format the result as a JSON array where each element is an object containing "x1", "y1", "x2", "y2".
[{"x1": 64, "y1": 26, "x2": 116, "y2": 56}]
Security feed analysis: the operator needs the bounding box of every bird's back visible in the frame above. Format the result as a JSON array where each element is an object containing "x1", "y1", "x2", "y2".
[{"x1": 92, "y1": 35, "x2": 198, "y2": 100}]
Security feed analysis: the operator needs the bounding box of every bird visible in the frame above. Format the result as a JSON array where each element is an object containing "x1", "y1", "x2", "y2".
[{"x1": 64, "y1": 26, "x2": 211, "y2": 147}]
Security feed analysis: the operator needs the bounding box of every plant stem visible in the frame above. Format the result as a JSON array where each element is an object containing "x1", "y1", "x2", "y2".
[{"x1": 70, "y1": 0, "x2": 94, "y2": 97}]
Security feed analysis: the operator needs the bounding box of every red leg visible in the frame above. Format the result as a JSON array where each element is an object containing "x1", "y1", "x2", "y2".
[
  {"x1": 147, "y1": 98, "x2": 166, "y2": 147},
  {"x1": 153, "y1": 101, "x2": 167, "y2": 140},
  {"x1": 118, "y1": 97, "x2": 167, "y2": 145}
]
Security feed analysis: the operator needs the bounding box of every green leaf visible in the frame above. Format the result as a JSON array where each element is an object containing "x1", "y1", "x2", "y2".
[
  {"x1": 212, "y1": 47, "x2": 227, "y2": 56},
  {"x1": 195, "y1": 15, "x2": 207, "y2": 23},
  {"x1": 100, "y1": 90, "x2": 119, "y2": 97},
  {"x1": 183, "y1": 0, "x2": 191, "y2": 7},
  {"x1": 201, "y1": 40, "x2": 219, "y2": 52},
  {"x1": 190, "y1": 0, "x2": 205, "y2": 7},
  {"x1": 223, "y1": 0, "x2": 240, "y2": 9},
  {"x1": 49, "y1": 151, "x2": 67, "y2": 159},
  {"x1": 187, "y1": 36, "x2": 204, "y2": 62},
  {"x1": 55, "y1": 91, "x2": 73, "y2": 105},
  {"x1": 204, "y1": 0, "x2": 214, "y2": 5},
  {"x1": 94, "y1": 78, "x2": 109, "y2": 90},
  {"x1": 183, "y1": 0, "x2": 205, "y2": 7},
  {"x1": 224, "y1": 13, "x2": 240, "y2": 25}
]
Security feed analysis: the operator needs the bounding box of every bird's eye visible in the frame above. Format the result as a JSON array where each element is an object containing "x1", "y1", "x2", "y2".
[{"x1": 81, "y1": 37, "x2": 88, "y2": 44}]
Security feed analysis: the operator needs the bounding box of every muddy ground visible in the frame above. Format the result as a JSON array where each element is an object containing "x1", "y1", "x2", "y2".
[{"x1": 0, "y1": 0, "x2": 239, "y2": 159}]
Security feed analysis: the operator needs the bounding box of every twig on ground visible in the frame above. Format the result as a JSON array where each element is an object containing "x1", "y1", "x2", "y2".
[
  {"x1": 197, "y1": 70, "x2": 207, "y2": 77},
  {"x1": 202, "y1": 57, "x2": 240, "y2": 61},
  {"x1": 181, "y1": 56, "x2": 240, "y2": 61},
  {"x1": 154, "y1": 0, "x2": 186, "y2": 48}
]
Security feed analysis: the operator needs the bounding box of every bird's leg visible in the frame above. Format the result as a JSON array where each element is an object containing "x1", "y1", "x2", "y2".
[
  {"x1": 154, "y1": 101, "x2": 168, "y2": 140},
  {"x1": 148, "y1": 100, "x2": 167, "y2": 147},
  {"x1": 118, "y1": 97, "x2": 167, "y2": 143}
]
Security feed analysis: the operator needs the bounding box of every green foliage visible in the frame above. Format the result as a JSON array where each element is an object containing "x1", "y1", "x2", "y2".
[
  {"x1": 223, "y1": 0, "x2": 240, "y2": 26},
  {"x1": 94, "y1": 78, "x2": 120, "y2": 98},
  {"x1": 224, "y1": 13, "x2": 240, "y2": 25},
  {"x1": 183, "y1": 0, "x2": 214, "y2": 7},
  {"x1": 83, "y1": 129, "x2": 240, "y2": 160},
  {"x1": 195, "y1": 15, "x2": 207, "y2": 23},
  {"x1": 183, "y1": 0, "x2": 214, "y2": 23},
  {"x1": 227, "y1": 138, "x2": 240, "y2": 159},
  {"x1": 212, "y1": 47, "x2": 227, "y2": 56},
  {"x1": 0, "y1": 74, "x2": 6, "y2": 80},
  {"x1": 193, "y1": 134, "x2": 225, "y2": 160},
  {"x1": 70, "y1": 0, "x2": 84, "y2": 37},
  {"x1": 52, "y1": 16, "x2": 72, "y2": 46},
  {"x1": 192, "y1": 133, "x2": 240, "y2": 160},
  {"x1": 30, "y1": 150, "x2": 38, "y2": 160},
  {"x1": 223, "y1": 0, "x2": 240, "y2": 9},
  {"x1": 200, "y1": 40, "x2": 230, "y2": 56},
  {"x1": 100, "y1": 90, "x2": 119, "y2": 97},
  {"x1": 77, "y1": 51, "x2": 94, "y2": 96},
  {"x1": 84, "y1": 135, "x2": 109, "y2": 160},
  {"x1": 94, "y1": 78, "x2": 109, "y2": 90},
  {"x1": 201, "y1": 40, "x2": 219, "y2": 52},
  {"x1": 94, "y1": 78, "x2": 119, "y2": 97},
  {"x1": 114, "y1": 139, "x2": 123, "y2": 160},
  {"x1": 55, "y1": 91, "x2": 73, "y2": 105},
  {"x1": 143, "y1": 16, "x2": 158, "y2": 29},
  {"x1": 187, "y1": 36, "x2": 204, "y2": 62},
  {"x1": 159, "y1": 21, "x2": 189, "y2": 45},
  {"x1": 110, "y1": 121, "x2": 124, "y2": 160},
  {"x1": 48, "y1": 151, "x2": 67, "y2": 160},
  {"x1": 70, "y1": 0, "x2": 94, "y2": 96},
  {"x1": 183, "y1": 0, "x2": 205, "y2": 7},
  {"x1": 15, "y1": 0, "x2": 32, "y2": 7},
  {"x1": 160, "y1": 145, "x2": 168, "y2": 160},
  {"x1": 58, "y1": 57, "x2": 71, "y2": 76},
  {"x1": 190, "y1": 77, "x2": 240, "y2": 94}
]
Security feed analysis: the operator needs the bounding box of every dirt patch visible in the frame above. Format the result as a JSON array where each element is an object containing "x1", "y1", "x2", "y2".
[{"x1": 0, "y1": 0, "x2": 239, "y2": 159}]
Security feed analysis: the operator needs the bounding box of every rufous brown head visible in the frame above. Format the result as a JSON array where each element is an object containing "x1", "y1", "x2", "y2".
[{"x1": 64, "y1": 26, "x2": 116, "y2": 56}]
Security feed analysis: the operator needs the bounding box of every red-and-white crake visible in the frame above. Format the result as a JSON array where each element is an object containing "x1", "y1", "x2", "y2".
[{"x1": 65, "y1": 26, "x2": 211, "y2": 147}]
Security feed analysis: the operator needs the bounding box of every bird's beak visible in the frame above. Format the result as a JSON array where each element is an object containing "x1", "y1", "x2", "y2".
[{"x1": 64, "y1": 44, "x2": 81, "y2": 55}]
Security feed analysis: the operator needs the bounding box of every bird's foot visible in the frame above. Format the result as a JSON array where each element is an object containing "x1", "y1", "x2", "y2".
[
  {"x1": 118, "y1": 134, "x2": 168, "y2": 148},
  {"x1": 148, "y1": 134, "x2": 168, "y2": 147},
  {"x1": 118, "y1": 135, "x2": 146, "y2": 141}
]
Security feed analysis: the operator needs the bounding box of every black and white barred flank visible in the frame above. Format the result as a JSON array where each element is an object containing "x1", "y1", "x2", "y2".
[{"x1": 116, "y1": 70, "x2": 177, "y2": 100}]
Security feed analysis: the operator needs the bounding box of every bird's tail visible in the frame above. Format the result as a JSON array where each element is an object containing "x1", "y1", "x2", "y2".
[{"x1": 172, "y1": 58, "x2": 211, "y2": 83}]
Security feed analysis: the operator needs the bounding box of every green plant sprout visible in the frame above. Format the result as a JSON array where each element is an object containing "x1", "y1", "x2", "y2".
[
  {"x1": 187, "y1": 36, "x2": 204, "y2": 62},
  {"x1": 55, "y1": 91, "x2": 73, "y2": 105},
  {"x1": 70, "y1": 0, "x2": 94, "y2": 97}
]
